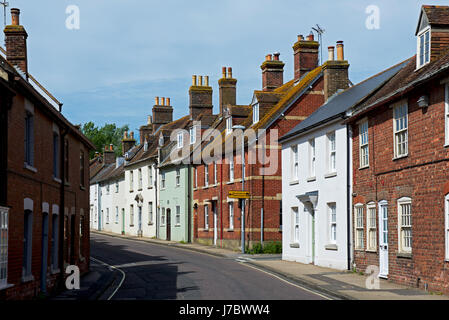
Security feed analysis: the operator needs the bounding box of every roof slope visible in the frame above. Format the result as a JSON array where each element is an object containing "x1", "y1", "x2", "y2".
[{"x1": 280, "y1": 59, "x2": 410, "y2": 141}]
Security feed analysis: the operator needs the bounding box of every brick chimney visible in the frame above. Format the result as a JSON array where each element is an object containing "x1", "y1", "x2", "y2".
[
  {"x1": 293, "y1": 34, "x2": 319, "y2": 82},
  {"x1": 152, "y1": 96, "x2": 173, "y2": 132},
  {"x1": 4, "y1": 8, "x2": 28, "y2": 75},
  {"x1": 189, "y1": 75, "x2": 213, "y2": 120},
  {"x1": 139, "y1": 116, "x2": 153, "y2": 145},
  {"x1": 122, "y1": 131, "x2": 136, "y2": 155},
  {"x1": 103, "y1": 144, "x2": 116, "y2": 165},
  {"x1": 219, "y1": 67, "x2": 237, "y2": 114},
  {"x1": 260, "y1": 53, "x2": 284, "y2": 91},
  {"x1": 323, "y1": 41, "x2": 350, "y2": 101}
]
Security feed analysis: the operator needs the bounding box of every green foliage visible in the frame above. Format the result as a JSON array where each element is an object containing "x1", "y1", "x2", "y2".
[
  {"x1": 247, "y1": 242, "x2": 282, "y2": 254},
  {"x1": 81, "y1": 122, "x2": 129, "y2": 158}
]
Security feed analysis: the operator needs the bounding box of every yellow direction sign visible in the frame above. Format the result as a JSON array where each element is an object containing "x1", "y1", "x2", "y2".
[{"x1": 228, "y1": 191, "x2": 251, "y2": 199}]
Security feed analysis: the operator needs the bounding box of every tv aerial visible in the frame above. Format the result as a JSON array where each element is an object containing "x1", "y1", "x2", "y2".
[{"x1": 312, "y1": 24, "x2": 325, "y2": 65}]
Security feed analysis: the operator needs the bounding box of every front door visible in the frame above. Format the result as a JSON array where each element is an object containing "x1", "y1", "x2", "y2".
[
  {"x1": 166, "y1": 209, "x2": 171, "y2": 241},
  {"x1": 138, "y1": 206, "x2": 142, "y2": 236},
  {"x1": 213, "y1": 203, "x2": 218, "y2": 246},
  {"x1": 121, "y1": 209, "x2": 125, "y2": 235},
  {"x1": 311, "y1": 208, "x2": 315, "y2": 264},
  {"x1": 379, "y1": 201, "x2": 389, "y2": 278},
  {"x1": 41, "y1": 213, "x2": 49, "y2": 293}
]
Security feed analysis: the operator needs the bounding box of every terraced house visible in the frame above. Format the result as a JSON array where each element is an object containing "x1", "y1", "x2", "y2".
[
  {"x1": 348, "y1": 5, "x2": 449, "y2": 294},
  {"x1": 0, "y1": 9, "x2": 94, "y2": 299}
]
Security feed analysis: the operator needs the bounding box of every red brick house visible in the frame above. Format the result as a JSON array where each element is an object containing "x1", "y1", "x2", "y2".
[
  {"x1": 193, "y1": 35, "x2": 350, "y2": 251},
  {"x1": 348, "y1": 5, "x2": 449, "y2": 294},
  {"x1": 0, "y1": 9, "x2": 94, "y2": 299}
]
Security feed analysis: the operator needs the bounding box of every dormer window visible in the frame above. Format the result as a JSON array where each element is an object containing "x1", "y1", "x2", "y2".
[
  {"x1": 177, "y1": 132, "x2": 183, "y2": 148},
  {"x1": 253, "y1": 103, "x2": 259, "y2": 124},
  {"x1": 226, "y1": 117, "x2": 232, "y2": 135},
  {"x1": 190, "y1": 126, "x2": 196, "y2": 145},
  {"x1": 417, "y1": 27, "x2": 430, "y2": 68}
]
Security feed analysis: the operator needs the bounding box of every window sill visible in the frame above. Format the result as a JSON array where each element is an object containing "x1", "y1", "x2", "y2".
[
  {"x1": 307, "y1": 177, "x2": 316, "y2": 182},
  {"x1": 148, "y1": 186, "x2": 154, "y2": 190},
  {"x1": 325, "y1": 244, "x2": 338, "y2": 251},
  {"x1": 50, "y1": 268, "x2": 60, "y2": 275},
  {"x1": 366, "y1": 249, "x2": 378, "y2": 253},
  {"x1": 130, "y1": 225, "x2": 134, "y2": 227},
  {"x1": 21, "y1": 275, "x2": 35, "y2": 283},
  {"x1": 359, "y1": 165, "x2": 369, "y2": 170},
  {"x1": 355, "y1": 248, "x2": 365, "y2": 252},
  {"x1": 53, "y1": 177, "x2": 62, "y2": 184},
  {"x1": 148, "y1": 222, "x2": 154, "y2": 226},
  {"x1": 226, "y1": 181, "x2": 234, "y2": 185},
  {"x1": 24, "y1": 163, "x2": 37, "y2": 173},
  {"x1": 324, "y1": 172, "x2": 337, "y2": 179},
  {"x1": 289, "y1": 180, "x2": 299, "y2": 186},
  {"x1": 396, "y1": 252, "x2": 412, "y2": 259},
  {"x1": 138, "y1": 188, "x2": 143, "y2": 191},
  {"x1": 0, "y1": 283, "x2": 14, "y2": 291},
  {"x1": 80, "y1": 186, "x2": 86, "y2": 191},
  {"x1": 175, "y1": 224, "x2": 181, "y2": 227},
  {"x1": 290, "y1": 243, "x2": 300, "y2": 248},
  {"x1": 64, "y1": 182, "x2": 71, "y2": 187},
  {"x1": 129, "y1": 190, "x2": 134, "y2": 193},
  {"x1": 392, "y1": 154, "x2": 408, "y2": 161},
  {"x1": 202, "y1": 186, "x2": 210, "y2": 190}
]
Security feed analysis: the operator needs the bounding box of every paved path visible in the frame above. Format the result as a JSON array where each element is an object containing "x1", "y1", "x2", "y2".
[{"x1": 91, "y1": 233, "x2": 329, "y2": 300}]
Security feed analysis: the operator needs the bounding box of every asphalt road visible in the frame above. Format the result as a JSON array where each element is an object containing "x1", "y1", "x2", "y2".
[{"x1": 91, "y1": 233, "x2": 327, "y2": 300}]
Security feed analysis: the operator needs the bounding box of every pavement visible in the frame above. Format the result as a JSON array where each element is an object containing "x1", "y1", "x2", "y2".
[{"x1": 58, "y1": 230, "x2": 449, "y2": 300}]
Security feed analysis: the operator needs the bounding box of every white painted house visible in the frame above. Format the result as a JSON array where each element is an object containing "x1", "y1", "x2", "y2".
[{"x1": 279, "y1": 62, "x2": 406, "y2": 270}]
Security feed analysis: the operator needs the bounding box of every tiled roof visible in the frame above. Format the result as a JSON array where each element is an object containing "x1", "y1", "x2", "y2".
[{"x1": 423, "y1": 5, "x2": 449, "y2": 27}]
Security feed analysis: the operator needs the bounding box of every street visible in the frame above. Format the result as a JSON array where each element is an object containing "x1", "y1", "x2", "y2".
[{"x1": 91, "y1": 233, "x2": 328, "y2": 300}]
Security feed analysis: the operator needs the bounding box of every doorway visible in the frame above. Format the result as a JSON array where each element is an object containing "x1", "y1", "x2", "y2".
[
  {"x1": 138, "y1": 206, "x2": 142, "y2": 237},
  {"x1": 121, "y1": 209, "x2": 125, "y2": 235},
  {"x1": 378, "y1": 201, "x2": 389, "y2": 278},
  {"x1": 70, "y1": 215, "x2": 75, "y2": 264},
  {"x1": 41, "y1": 212, "x2": 49, "y2": 293},
  {"x1": 166, "y1": 209, "x2": 171, "y2": 241}
]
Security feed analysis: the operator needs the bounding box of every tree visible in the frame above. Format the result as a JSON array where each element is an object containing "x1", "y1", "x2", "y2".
[{"x1": 81, "y1": 122, "x2": 129, "y2": 159}]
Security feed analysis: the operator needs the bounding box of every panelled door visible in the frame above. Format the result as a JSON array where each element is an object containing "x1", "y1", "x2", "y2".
[{"x1": 378, "y1": 201, "x2": 389, "y2": 278}]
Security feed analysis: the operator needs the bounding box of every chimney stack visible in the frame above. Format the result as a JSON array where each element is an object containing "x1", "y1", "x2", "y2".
[
  {"x1": 4, "y1": 8, "x2": 28, "y2": 75},
  {"x1": 328, "y1": 46, "x2": 335, "y2": 61},
  {"x1": 260, "y1": 52, "x2": 285, "y2": 91},
  {"x1": 122, "y1": 130, "x2": 136, "y2": 155},
  {"x1": 293, "y1": 33, "x2": 319, "y2": 82},
  {"x1": 189, "y1": 74, "x2": 213, "y2": 120},
  {"x1": 103, "y1": 144, "x2": 116, "y2": 165},
  {"x1": 219, "y1": 66, "x2": 237, "y2": 114},
  {"x1": 323, "y1": 41, "x2": 350, "y2": 101},
  {"x1": 139, "y1": 116, "x2": 154, "y2": 146},
  {"x1": 152, "y1": 96, "x2": 173, "y2": 132}
]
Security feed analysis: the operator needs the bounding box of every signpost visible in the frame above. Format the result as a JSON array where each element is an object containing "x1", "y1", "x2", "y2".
[{"x1": 228, "y1": 191, "x2": 250, "y2": 199}]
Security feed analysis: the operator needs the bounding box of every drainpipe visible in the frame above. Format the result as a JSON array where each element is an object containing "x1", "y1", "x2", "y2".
[
  {"x1": 220, "y1": 158, "x2": 223, "y2": 248},
  {"x1": 155, "y1": 157, "x2": 159, "y2": 239},
  {"x1": 187, "y1": 164, "x2": 192, "y2": 243},
  {"x1": 346, "y1": 124, "x2": 352, "y2": 271},
  {"x1": 59, "y1": 127, "x2": 68, "y2": 290}
]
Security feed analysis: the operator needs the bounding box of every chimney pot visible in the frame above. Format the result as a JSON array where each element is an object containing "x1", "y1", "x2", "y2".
[
  {"x1": 130, "y1": 132, "x2": 134, "y2": 140},
  {"x1": 307, "y1": 34, "x2": 314, "y2": 41},
  {"x1": 297, "y1": 34, "x2": 304, "y2": 41},
  {"x1": 124, "y1": 131, "x2": 128, "y2": 139},
  {"x1": 162, "y1": 97, "x2": 166, "y2": 106},
  {"x1": 155, "y1": 97, "x2": 159, "y2": 105},
  {"x1": 147, "y1": 116, "x2": 152, "y2": 125},
  {"x1": 328, "y1": 46, "x2": 335, "y2": 61},
  {"x1": 227, "y1": 67, "x2": 232, "y2": 78},
  {"x1": 222, "y1": 67, "x2": 227, "y2": 79},
  {"x1": 192, "y1": 75, "x2": 197, "y2": 86},
  {"x1": 205, "y1": 76, "x2": 209, "y2": 87},
  {"x1": 198, "y1": 76, "x2": 203, "y2": 86},
  {"x1": 11, "y1": 8, "x2": 20, "y2": 26},
  {"x1": 336, "y1": 41, "x2": 344, "y2": 60},
  {"x1": 109, "y1": 144, "x2": 113, "y2": 151},
  {"x1": 166, "y1": 97, "x2": 171, "y2": 106},
  {"x1": 273, "y1": 52, "x2": 280, "y2": 61},
  {"x1": 265, "y1": 54, "x2": 273, "y2": 61}
]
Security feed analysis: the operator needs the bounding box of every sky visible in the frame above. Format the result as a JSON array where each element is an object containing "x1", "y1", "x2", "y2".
[{"x1": 3, "y1": 0, "x2": 446, "y2": 137}]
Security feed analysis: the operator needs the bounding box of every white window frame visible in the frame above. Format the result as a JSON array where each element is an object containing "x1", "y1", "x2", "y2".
[
  {"x1": 393, "y1": 101, "x2": 408, "y2": 159},
  {"x1": 359, "y1": 120, "x2": 369, "y2": 168},
  {"x1": 226, "y1": 117, "x2": 232, "y2": 135},
  {"x1": 148, "y1": 166, "x2": 153, "y2": 188},
  {"x1": 398, "y1": 197, "x2": 412, "y2": 254},
  {"x1": 138, "y1": 168, "x2": 142, "y2": 190},
  {"x1": 291, "y1": 145, "x2": 299, "y2": 181},
  {"x1": 176, "y1": 168, "x2": 181, "y2": 187},
  {"x1": 204, "y1": 165, "x2": 209, "y2": 187},
  {"x1": 161, "y1": 208, "x2": 166, "y2": 226},
  {"x1": 190, "y1": 126, "x2": 196, "y2": 145},
  {"x1": 130, "y1": 171, "x2": 134, "y2": 192},
  {"x1": 0, "y1": 207, "x2": 9, "y2": 288},
  {"x1": 115, "y1": 181, "x2": 119, "y2": 193},
  {"x1": 214, "y1": 162, "x2": 218, "y2": 185},
  {"x1": 115, "y1": 207, "x2": 119, "y2": 224},
  {"x1": 204, "y1": 205, "x2": 209, "y2": 230},
  {"x1": 417, "y1": 26, "x2": 431, "y2": 69},
  {"x1": 328, "y1": 203, "x2": 337, "y2": 244},
  {"x1": 355, "y1": 204, "x2": 364, "y2": 250},
  {"x1": 148, "y1": 202, "x2": 153, "y2": 224},
  {"x1": 327, "y1": 132, "x2": 336, "y2": 173},
  {"x1": 367, "y1": 202, "x2": 377, "y2": 251},
  {"x1": 229, "y1": 159, "x2": 234, "y2": 182},
  {"x1": 292, "y1": 207, "x2": 299, "y2": 244},
  {"x1": 175, "y1": 206, "x2": 181, "y2": 226},
  {"x1": 229, "y1": 202, "x2": 234, "y2": 231},
  {"x1": 130, "y1": 205, "x2": 134, "y2": 226},
  {"x1": 177, "y1": 132, "x2": 183, "y2": 149},
  {"x1": 253, "y1": 103, "x2": 259, "y2": 124},
  {"x1": 194, "y1": 167, "x2": 198, "y2": 188},
  {"x1": 445, "y1": 194, "x2": 449, "y2": 260},
  {"x1": 106, "y1": 208, "x2": 110, "y2": 224},
  {"x1": 161, "y1": 172, "x2": 166, "y2": 189},
  {"x1": 309, "y1": 139, "x2": 316, "y2": 178}
]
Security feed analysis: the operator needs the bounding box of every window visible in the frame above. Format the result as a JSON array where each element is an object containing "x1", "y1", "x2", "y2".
[
  {"x1": 291, "y1": 145, "x2": 299, "y2": 181},
  {"x1": 214, "y1": 162, "x2": 218, "y2": 185},
  {"x1": 445, "y1": 195, "x2": 449, "y2": 260},
  {"x1": 253, "y1": 103, "x2": 259, "y2": 124},
  {"x1": 176, "y1": 168, "x2": 181, "y2": 187},
  {"x1": 417, "y1": 28, "x2": 430, "y2": 68},
  {"x1": 24, "y1": 112, "x2": 34, "y2": 167},
  {"x1": 148, "y1": 202, "x2": 153, "y2": 224},
  {"x1": 130, "y1": 171, "x2": 134, "y2": 192},
  {"x1": 138, "y1": 168, "x2": 142, "y2": 190},
  {"x1": 328, "y1": 132, "x2": 336, "y2": 173},
  {"x1": 292, "y1": 207, "x2": 299, "y2": 244},
  {"x1": 176, "y1": 206, "x2": 181, "y2": 225},
  {"x1": 130, "y1": 205, "x2": 134, "y2": 226},
  {"x1": 393, "y1": 102, "x2": 408, "y2": 158},
  {"x1": 229, "y1": 202, "x2": 234, "y2": 231},
  {"x1": 226, "y1": 117, "x2": 232, "y2": 135},
  {"x1": 64, "y1": 139, "x2": 69, "y2": 183},
  {"x1": 148, "y1": 166, "x2": 153, "y2": 188},
  {"x1": 115, "y1": 207, "x2": 119, "y2": 224},
  {"x1": 190, "y1": 126, "x2": 196, "y2": 145},
  {"x1": 398, "y1": 198, "x2": 412, "y2": 253},
  {"x1": 161, "y1": 208, "x2": 166, "y2": 226},
  {"x1": 367, "y1": 203, "x2": 377, "y2": 251},
  {"x1": 194, "y1": 167, "x2": 198, "y2": 188},
  {"x1": 106, "y1": 208, "x2": 110, "y2": 224},
  {"x1": 115, "y1": 181, "x2": 119, "y2": 193},
  {"x1": 53, "y1": 133, "x2": 59, "y2": 179},
  {"x1": 106, "y1": 184, "x2": 110, "y2": 195},
  {"x1": 80, "y1": 151, "x2": 85, "y2": 187},
  {"x1": 23, "y1": 209, "x2": 33, "y2": 278},
  {"x1": 355, "y1": 205, "x2": 364, "y2": 250},
  {"x1": 328, "y1": 203, "x2": 337, "y2": 244},
  {"x1": 204, "y1": 165, "x2": 209, "y2": 187},
  {"x1": 204, "y1": 205, "x2": 209, "y2": 230},
  {"x1": 161, "y1": 172, "x2": 166, "y2": 189},
  {"x1": 177, "y1": 132, "x2": 183, "y2": 148},
  {"x1": 309, "y1": 139, "x2": 316, "y2": 178},
  {"x1": 0, "y1": 207, "x2": 9, "y2": 287},
  {"x1": 229, "y1": 159, "x2": 234, "y2": 182},
  {"x1": 50, "y1": 211, "x2": 58, "y2": 271},
  {"x1": 359, "y1": 120, "x2": 369, "y2": 168}
]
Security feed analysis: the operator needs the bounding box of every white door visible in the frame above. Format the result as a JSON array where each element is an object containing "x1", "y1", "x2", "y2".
[
  {"x1": 213, "y1": 204, "x2": 218, "y2": 246},
  {"x1": 378, "y1": 201, "x2": 389, "y2": 278}
]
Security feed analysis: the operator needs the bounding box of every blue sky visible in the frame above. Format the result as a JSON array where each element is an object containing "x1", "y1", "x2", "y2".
[{"x1": 4, "y1": 0, "x2": 445, "y2": 136}]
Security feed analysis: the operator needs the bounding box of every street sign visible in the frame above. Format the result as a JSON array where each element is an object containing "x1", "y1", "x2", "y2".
[{"x1": 228, "y1": 191, "x2": 250, "y2": 199}]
